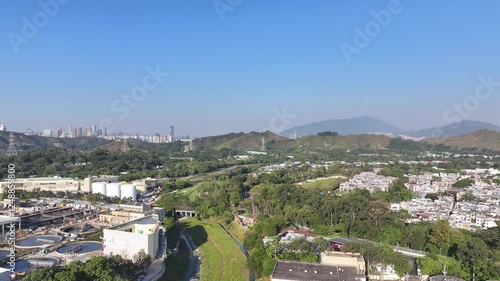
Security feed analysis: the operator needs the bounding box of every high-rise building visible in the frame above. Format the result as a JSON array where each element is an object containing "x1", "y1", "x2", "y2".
[
  {"x1": 78, "y1": 127, "x2": 83, "y2": 137},
  {"x1": 69, "y1": 125, "x2": 73, "y2": 137},
  {"x1": 91, "y1": 125, "x2": 97, "y2": 135},
  {"x1": 168, "y1": 126, "x2": 174, "y2": 142},
  {"x1": 43, "y1": 129, "x2": 52, "y2": 137},
  {"x1": 0, "y1": 123, "x2": 6, "y2": 132}
]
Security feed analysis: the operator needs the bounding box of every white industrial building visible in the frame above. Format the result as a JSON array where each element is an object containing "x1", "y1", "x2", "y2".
[
  {"x1": 103, "y1": 214, "x2": 160, "y2": 259},
  {"x1": 81, "y1": 175, "x2": 119, "y2": 192},
  {"x1": 0, "y1": 175, "x2": 119, "y2": 193},
  {"x1": 91, "y1": 183, "x2": 137, "y2": 200},
  {"x1": 106, "y1": 183, "x2": 121, "y2": 198},
  {"x1": 120, "y1": 184, "x2": 137, "y2": 200},
  {"x1": 0, "y1": 177, "x2": 81, "y2": 192}
]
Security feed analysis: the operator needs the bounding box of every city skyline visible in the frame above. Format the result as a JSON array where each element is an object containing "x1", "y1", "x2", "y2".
[{"x1": 2, "y1": 0, "x2": 500, "y2": 136}]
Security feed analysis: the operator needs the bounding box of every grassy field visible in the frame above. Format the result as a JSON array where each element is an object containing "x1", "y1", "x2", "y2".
[
  {"x1": 300, "y1": 177, "x2": 346, "y2": 189},
  {"x1": 184, "y1": 218, "x2": 249, "y2": 281}
]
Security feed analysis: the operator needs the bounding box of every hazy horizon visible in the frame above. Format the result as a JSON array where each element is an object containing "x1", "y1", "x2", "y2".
[{"x1": 2, "y1": 0, "x2": 500, "y2": 136}]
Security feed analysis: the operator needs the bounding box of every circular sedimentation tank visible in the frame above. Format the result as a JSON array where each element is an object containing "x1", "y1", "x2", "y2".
[
  {"x1": 62, "y1": 225, "x2": 99, "y2": 235},
  {"x1": 56, "y1": 241, "x2": 102, "y2": 255},
  {"x1": 15, "y1": 257, "x2": 59, "y2": 273},
  {"x1": 16, "y1": 235, "x2": 63, "y2": 248},
  {"x1": 0, "y1": 250, "x2": 10, "y2": 260}
]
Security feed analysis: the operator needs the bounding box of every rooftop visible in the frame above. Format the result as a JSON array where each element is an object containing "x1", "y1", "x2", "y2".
[
  {"x1": 106, "y1": 214, "x2": 159, "y2": 234},
  {"x1": 271, "y1": 260, "x2": 365, "y2": 281}
]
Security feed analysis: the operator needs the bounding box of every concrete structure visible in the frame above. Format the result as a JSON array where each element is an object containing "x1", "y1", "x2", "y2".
[
  {"x1": 173, "y1": 209, "x2": 196, "y2": 217},
  {"x1": 0, "y1": 215, "x2": 21, "y2": 235},
  {"x1": 320, "y1": 252, "x2": 365, "y2": 274},
  {"x1": 82, "y1": 175, "x2": 119, "y2": 193},
  {"x1": 132, "y1": 178, "x2": 158, "y2": 194},
  {"x1": 120, "y1": 184, "x2": 137, "y2": 200},
  {"x1": 0, "y1": 267, "x2": 11, "y2": 281},
  {"x1": 106, "y1": 183, "x2": 121, "y2": 198},
  {"x1": 0, "y1": 123, "x2": 5, "y2": 132},
  {"x1": 100, "y1": 207, "x2": 165, "y2": 225},
  {"x1": 271, "y1": 260, "x2": 366, "y2": 281},
  {"x1": 103, "y1": 215, "x2": 160, "y2": 259},
  {"x1": 0, "y1": 177, "x2": 81, "y2": 193}
]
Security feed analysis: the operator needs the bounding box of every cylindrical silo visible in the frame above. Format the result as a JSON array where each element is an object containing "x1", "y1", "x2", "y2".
[
  {"x1": 91, "y1": 182, "x2": 107, "y2": 195},
  {"x1": 120, "y1": 184, "x2": 137, "y2": 200},
  {"x1": 106, "y1": 183, "x2": 121, "y2": 198}
]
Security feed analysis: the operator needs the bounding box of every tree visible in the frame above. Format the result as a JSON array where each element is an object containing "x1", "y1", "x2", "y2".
[
  {"x1": 428, "y1": 220, "x2": 452, "y2": 255},
  {"x1": 455, "y1": 237, "x2": 490, "y2": 278},
  {"x1": 133, "y1": 249, "x2": 153, "y2": 269},
  {"x1": 453, "y1": 178, "x2": 474, "y2": 188}
]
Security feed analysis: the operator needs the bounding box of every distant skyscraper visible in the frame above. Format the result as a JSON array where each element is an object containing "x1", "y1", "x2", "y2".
[
  {"x1": 169, "y1": 126, "x2": 174, "y2": 142},
  {"x1": 69, "y1": 125, "x2": 73, "y2": 137},
  {"x1": 0, "y1": 123, "x2": 6, "y2": 132},
  {"x1": 58, "y1": 126, "x2": 63, "y2": 137},
  {"x1": 91, "y1": 125, "x2": 97, "y2": 134},
  {"x1": 43, "y1": 129, "x2": 52, "y2": 137},
  {"x1": 78, "y1": 127, "x2": 83, "y2": 137}
]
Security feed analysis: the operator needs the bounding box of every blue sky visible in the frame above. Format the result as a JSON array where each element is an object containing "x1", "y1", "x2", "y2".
[{"x1": 1, "y1": 0, "x2": 500, "y2": 136}]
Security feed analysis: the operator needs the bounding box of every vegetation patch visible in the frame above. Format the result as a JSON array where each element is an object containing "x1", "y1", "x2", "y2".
[{"x1": 183, "y1": 218, "x2": 249, "y2": 281}]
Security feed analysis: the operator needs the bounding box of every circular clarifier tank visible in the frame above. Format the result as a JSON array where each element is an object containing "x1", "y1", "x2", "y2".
[
  {"x1": 56, "y1": 241, "x2": 102, "y2": 255},
  {"x1": 62, "y1": 225, "x2": 99, "y2": 235},
  {"x1": 15, "y1": 257, "x2": 59, "y2": 273},
  {"x1": 0, "y1": 250, "x2": 10, "y2": 260},
  {"x1": 16, "y1": 235, "x2": 63, "y2": 248}
]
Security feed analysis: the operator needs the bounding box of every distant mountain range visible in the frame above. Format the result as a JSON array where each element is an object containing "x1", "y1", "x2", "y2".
[{"x1": 280, "y1": 116, "x2": 500, "y2": 139}]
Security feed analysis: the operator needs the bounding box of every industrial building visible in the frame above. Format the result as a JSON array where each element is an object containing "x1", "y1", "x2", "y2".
[
  {"x1": 0, "y1": 215, "x2": 21, "y2": 235},
  {"x1": 0, "y1": 177, "x2": 81, "y2": 192},
  {"x1": 271, "y1": 252, "x2": 366, "y2": 281},
  {"x1": 132, "y1": 178, "x2": 158, "y2": 194},
  {"x1": 0, "y1": 175, "x2": 119, "y2": 193},
  {"x1": 271, "y1": 260, "x2": 366, "y2": 281},
  {"x1": 81, "y1": 175, "x2": 119, "y2": 192},
  {"x1": 91, "y1": 182, "x2": 138, "y2": 200},
  {"x1": 103, "y1": 214, "x2": 160, "y2": 259},
  {"x1": 99, "y1": 207, "x2": 165, "y2": 225}
]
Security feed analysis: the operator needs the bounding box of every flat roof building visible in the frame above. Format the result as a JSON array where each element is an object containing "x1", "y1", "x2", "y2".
[
  {"x1": 103, "y1": 214, "x2": 160, "y2": 259},
  {"x1": 271, "y1": 260, "x2": 366, "y2": 281},
  {"x1": 1, "y1": 177, "x2": 80, "y2": 193}
]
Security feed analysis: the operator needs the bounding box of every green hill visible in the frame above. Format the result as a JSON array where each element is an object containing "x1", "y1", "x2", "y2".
[
  {"x1": 425, "y1": 129, "x2": 500, "y2": 151},
  {"x1": 0, "y1": 131, "x2": 111, "y2": 151},
  {"x1": 216, "y1": 130, "x2": 288, "y2": 150}
]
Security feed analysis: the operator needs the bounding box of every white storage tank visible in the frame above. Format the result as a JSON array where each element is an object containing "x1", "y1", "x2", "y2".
[
  {"x1": 120, "y1": 184, "x2": 137, "y2": 200},
  {"x1": 106, "y1": 183, "x2": 121, "y2": 198},
  {"x1": 91, "y1": 182, "x2": 107, "y2": 195}
]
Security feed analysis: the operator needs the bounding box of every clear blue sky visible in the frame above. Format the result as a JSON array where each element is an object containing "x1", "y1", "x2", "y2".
[{"x1": 1, "y1": 0, "x2": 500, "y2": 136}]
